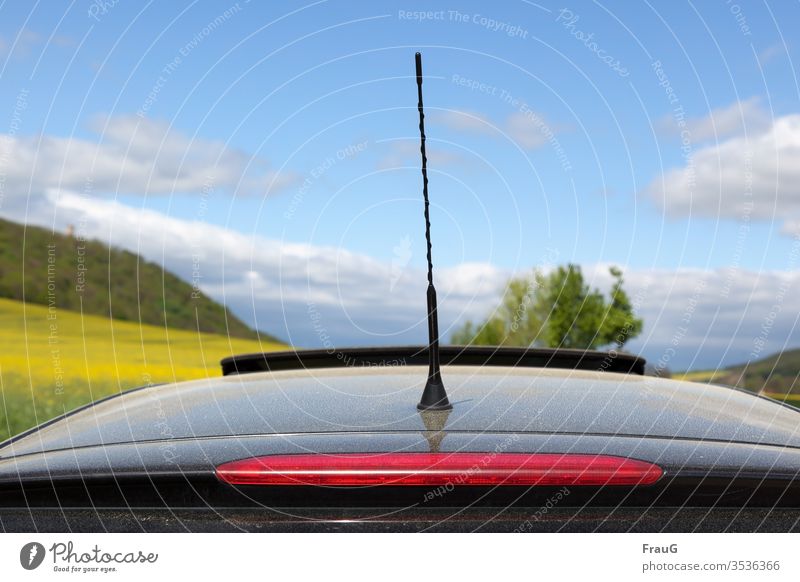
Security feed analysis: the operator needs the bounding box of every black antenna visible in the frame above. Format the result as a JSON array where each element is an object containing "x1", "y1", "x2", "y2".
[{"x1": 415, "y1": 52, "x2": 452, "y2": 411}]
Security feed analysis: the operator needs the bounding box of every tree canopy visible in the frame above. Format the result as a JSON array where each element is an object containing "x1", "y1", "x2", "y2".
[{"x1": 451, "y1": 264, "x2": 643, "y2": 350}]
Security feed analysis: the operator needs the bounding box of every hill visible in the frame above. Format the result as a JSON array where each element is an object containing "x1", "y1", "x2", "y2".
[
  {"x1": 676, "y1": 349, "x2": 800, "y2": 405},
  {"x1": 0, "y1": 297, "x2": 284, "y2": 441},
  {"x1": 0, "y1": 216, "x2": 275, "y2": 341}
]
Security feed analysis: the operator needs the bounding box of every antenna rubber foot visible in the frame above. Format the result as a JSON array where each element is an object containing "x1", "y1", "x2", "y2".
[{"x1": 417, "y1": 378, "x2": 453, "y2": 410}]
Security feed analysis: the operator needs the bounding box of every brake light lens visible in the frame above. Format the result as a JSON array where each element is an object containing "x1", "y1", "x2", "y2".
[{"x1": 216, "y1": 453, "x2": 662, "y2": 487}]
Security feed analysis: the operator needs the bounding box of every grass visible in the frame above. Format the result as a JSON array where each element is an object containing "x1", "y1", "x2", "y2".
[{"x1": 0, "y1": 297, "x2": 285, "y2": 442}]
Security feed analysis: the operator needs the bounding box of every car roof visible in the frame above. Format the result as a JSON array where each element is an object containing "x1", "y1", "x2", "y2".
[{"x1": 2, "y1": 364, "x2": 799, "y2": 458}]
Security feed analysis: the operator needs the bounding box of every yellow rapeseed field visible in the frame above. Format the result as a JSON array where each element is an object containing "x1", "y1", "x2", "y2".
[{"x1": 0, "y1": 297, "x2": 285, "y2": 441}]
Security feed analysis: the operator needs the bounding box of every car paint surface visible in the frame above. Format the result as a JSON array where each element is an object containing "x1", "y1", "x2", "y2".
[{"x1": 2, "y1": 366, "x2": 799, "y2": 462}]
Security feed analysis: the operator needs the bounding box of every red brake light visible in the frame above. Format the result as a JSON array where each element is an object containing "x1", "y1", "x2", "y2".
[{"x1": 215, "y1": 453, "x2": 662, "y2": 487}]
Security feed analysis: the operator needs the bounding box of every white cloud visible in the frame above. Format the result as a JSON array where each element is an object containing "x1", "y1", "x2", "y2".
[
  {"x1": 757, "y1": 42, "x2": 789, "y2": 65},
  {"x1": 375, "y1": 140, "x2": 470, "y2": 170},
  {"x1": 0, "y1": 114, "x2": 297, "y2": 199},
  {"x1": 505, "y1": 112, "x2": 551, "y2": 150},
  {"x1": 619, "y1": 266, "x2": 800, "y2": 372},
  {"x1": 647, "y1": 114, "x2": 800, "y2": 227},
  {"x1": 10, "y1": 189, "x2": 505, "y2": 347},
  {"x1": 435, "y1": 110, "x2": 494, "y2": 134},
  {"x1": 0, "y1": 28, "x2": 74, "y2": 59},
  {"x1": 0, "y1": 29, "x2": 41, "y2": 58},
  {"x1": 435, "y1": 109, "x2": 560, "y2": 151},
  {"x1": 5, "y1": 191, "x2": 800, "y2": 371},
  {"x1": 780, "y1": 220, "x2": 800, "y2": 237},
  {"x1": 658, "y1": 97, "x2": 770, "y2": 142}
]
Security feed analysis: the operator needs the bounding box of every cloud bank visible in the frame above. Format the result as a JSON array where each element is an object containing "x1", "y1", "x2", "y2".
[
  {"x1": 0, "y1": 114, "x2": 296, "y2": 200},
  {"x1": 648, "y1": 111, "x2": 800, "y2": 234},
  {"x1": 4, "y1": 190, "x2": 799, "y2": 371}
]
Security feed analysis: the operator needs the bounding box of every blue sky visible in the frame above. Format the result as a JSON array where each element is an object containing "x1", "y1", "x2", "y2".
[{"x1": 2, "y1": 1, "x2": 800, "y2": 370}]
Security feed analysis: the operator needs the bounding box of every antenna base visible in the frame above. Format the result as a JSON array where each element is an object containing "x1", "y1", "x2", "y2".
[{"x1": 417, "y1": 378, "x2": 453, "y2": 411}]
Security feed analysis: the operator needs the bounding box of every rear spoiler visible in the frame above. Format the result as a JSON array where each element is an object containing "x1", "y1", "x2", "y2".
[{"x1": 221, "y1": 345, "x2": 646, "y2": 376}]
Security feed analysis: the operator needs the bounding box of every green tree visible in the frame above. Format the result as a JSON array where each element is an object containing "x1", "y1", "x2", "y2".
[
  {"x1": 451, "y1": 276, "x2": 542, "y2": 346},
  {"x1": 602, "y1": 266, "x2": 644, "y2": 348},
  {"x1": 451, "y1": 264, "x2": 643, "y2": 350}
]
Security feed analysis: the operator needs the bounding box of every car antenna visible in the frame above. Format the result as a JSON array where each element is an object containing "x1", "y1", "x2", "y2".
[{"x1": 415, "y1": 52, "x2": 452, "y2": 411}]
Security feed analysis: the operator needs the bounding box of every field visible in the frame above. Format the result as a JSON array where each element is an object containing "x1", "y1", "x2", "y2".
[
  {"x1": 0, "y1": 298, "x2": 284, "y2": 442},
  {"x1": 3, "y1": 291, "x2": 798, "y2": 444}
]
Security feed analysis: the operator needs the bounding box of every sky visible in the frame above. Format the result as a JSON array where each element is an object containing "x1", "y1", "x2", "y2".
[{"x1": 1, "y1": 0, "x2": 799, "y2": 371}]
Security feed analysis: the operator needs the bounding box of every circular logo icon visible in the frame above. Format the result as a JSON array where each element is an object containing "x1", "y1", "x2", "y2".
[{"x1": 20, "y1": 542, "x2": 46, "y2": 570}]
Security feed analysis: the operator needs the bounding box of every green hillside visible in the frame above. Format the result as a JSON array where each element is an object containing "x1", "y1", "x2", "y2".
[
  {"x1": 0, "y1": 297, "x2": 284, "y2": 441},
  {"x1": 0, "y1": 217, "x2": 274, "y2": 341},
  {"x1": 676, "y1": 349, "x2": 800, "y2": 405}
]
